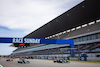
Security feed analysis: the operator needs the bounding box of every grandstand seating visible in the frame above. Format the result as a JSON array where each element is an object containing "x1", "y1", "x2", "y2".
[
  {"x1": 81, "y1": 45, "x2": 91, "y2": 50},
  {"x1": 63, "y1": 22, "x2": 100, "y2": 39},
  {"x1": 89, "y1": 44, "x2": 100, "y2": 50}
]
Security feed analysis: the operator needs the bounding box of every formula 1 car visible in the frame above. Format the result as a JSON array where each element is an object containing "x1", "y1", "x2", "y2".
[
  {"x1": 18, "y1": 59, "x2": 30, "y2": 64},
  {"x1": 53, "y1": 59, "x2": 70, "y2": 63},
  {"x1": 6, "y1": 58, "x2": 13, "y2": 61}
]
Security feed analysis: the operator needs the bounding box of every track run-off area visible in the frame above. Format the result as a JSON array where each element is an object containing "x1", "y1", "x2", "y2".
[{"x1": 0, "y1": 58, "x2": 100, "y2": 67}]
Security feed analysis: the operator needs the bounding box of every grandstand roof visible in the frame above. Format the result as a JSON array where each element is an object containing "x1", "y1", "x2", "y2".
[{"x1": 25, "y1": 0, "x2": 100, "y2": 38}]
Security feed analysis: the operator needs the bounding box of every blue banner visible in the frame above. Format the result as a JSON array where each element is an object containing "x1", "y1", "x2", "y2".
[{"x1": 0, "y1": 37, "x2": 74, "y2": 44}]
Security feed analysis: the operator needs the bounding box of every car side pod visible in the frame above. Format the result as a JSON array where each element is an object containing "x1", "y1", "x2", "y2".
[{"x1": 26, "y1": 61, "x2": 30, "y2": 63}]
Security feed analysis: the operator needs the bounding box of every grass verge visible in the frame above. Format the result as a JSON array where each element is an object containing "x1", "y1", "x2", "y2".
[{"x1": 69, "y1": 60, "x2": 100, "y2": 64}]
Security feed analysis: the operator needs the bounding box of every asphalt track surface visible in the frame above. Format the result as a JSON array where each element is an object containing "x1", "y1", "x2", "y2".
[{"x1": 0, "y1": 58, "x2": 100, "y2": 67}]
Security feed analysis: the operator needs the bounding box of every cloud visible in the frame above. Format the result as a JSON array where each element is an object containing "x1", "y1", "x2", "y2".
[
  {"x1": 0, "y1": 27, "x2": 25, "y2": 37},
  {"x1": 0, "y1": 0, "x2": 84, "y2": 34}
]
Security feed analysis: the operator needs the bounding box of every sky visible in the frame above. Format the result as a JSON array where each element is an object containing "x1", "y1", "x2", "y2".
[{"x1": 0, "y1": 0, "x2": 84, "y2": 55}]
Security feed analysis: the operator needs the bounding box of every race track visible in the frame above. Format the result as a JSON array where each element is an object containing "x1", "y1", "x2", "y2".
[{"x1": 0, "y1": 58, "x2": 100, "y2": 67}]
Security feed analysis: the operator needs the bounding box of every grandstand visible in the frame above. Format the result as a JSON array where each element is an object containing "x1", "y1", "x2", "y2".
[{"x1": 10, "y1": 0, "x2": 100, "y2": 61}]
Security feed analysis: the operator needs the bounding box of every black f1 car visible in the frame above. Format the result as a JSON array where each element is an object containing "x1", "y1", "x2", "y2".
[
  {"x1": 53, "y1": 59, "x2": 70, "y2": 63},
  {"x1": 18, "y1": 58, "x2": 30, "y2": 64}
]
